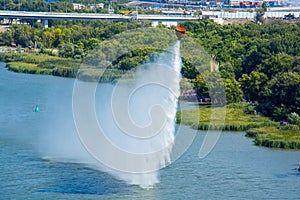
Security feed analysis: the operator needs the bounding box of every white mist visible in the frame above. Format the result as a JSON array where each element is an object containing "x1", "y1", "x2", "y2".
[{"x1": 40, "y1": 41, "x2": 182, "y2": 188}]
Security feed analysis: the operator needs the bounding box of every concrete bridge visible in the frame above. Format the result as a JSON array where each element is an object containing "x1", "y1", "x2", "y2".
[
  {"x1": 0, "y1": 10, "x2": 200, "y2": 27},
  {"x1": 1, "y1": 10, "x2": 298, "y2": 28}
]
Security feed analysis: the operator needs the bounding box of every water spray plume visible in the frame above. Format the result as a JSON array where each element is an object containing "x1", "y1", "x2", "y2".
[
  {"x1": 37, "y1": 28, "x2": 226, "y2": 189},
  {"x1": 72, "y1": 39, "x2": 182, "y2": 188}
]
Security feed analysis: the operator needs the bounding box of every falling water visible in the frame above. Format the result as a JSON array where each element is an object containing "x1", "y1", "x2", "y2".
[
  {"x1": 40, "y1": 41, "x2": 182, "y2": 188},
  {"x1": 90, "y1": 40, "x2": 182, "y2": 187}
]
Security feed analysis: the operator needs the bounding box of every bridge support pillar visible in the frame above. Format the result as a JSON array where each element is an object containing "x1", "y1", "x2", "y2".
[{"x1": 42, "y1": 19, "x2": 49, "y2": 28}]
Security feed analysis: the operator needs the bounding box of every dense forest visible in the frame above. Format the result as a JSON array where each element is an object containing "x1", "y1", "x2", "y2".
[
  {"x1": 0, "y1": 20, "x2": 152, "y2": 56},
  {"x1": 0, "y1": 18, "x2": 299, "y2": 124},
  {"x1": 180, "y1": 19, "x2": 300, "y2": 121}
]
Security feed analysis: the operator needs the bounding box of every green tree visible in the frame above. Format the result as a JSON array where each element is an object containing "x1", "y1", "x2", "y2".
[
  {"x1": 194, "y1": 71, "x2": 226, "y2": 105},
  {"x1": 41, "y1": 29, "x2": 55, "y2": 48},
  {"x1": 13, "y1": 25, "x2": 33, "y2": 47},
  {"x1": 181, "y1": 57, "x2": 199, "y2": 79},
  {"x1": 255, "y1": 8, "x2": 265, "y2": 23},
  {"x1": 74, "y1": 41, "x2": 85, "y2": 59},
  {"x1": 219, "y1": 62, "x2": 235, "y2": 79},
  {"x1": 292, "y1": 56, "x2": 300, "y2": 73},
  {"x1": 59, "y1": 43, "x2": 75, "y2": 58},
  {"x1": 86, "y1": 38, "x2": 101, "y2": 51},
  {"x1": 239, "y1": 71, "x2": 269, "y2": 102},
  {"x1": 259, "y1": 53, "x2": 294, "y2": 78},
  {"x1": 194, "y1": 73, "x2": 209, "y2": 100},
  {"x1": 267, "y1": 72, "x2": 300, "y2": 114},
  {"x1": 119, "y1": 57, "x2": 139, "y2": 70},
  {"x1": 262, "y1": 2, "x2": 268, "y2": 12},
  {"x1": 52, "y1": 28, "x2": 65, "y2": 47},
  {"x1": 241, "y1": 39, "x2": 270, "y2": 76},
  {"x1": 1, "y1": 0, "x2": 16, "y2": 10},
  {"x1": 0, "y1": 31, "x2": 13, "y2": 46},
  {"x1": 20, "y1": 0, "x2": 48, "y2": 12},
  {"x1": 224, "y1": 79, "x2": 243, "y2": 103}
]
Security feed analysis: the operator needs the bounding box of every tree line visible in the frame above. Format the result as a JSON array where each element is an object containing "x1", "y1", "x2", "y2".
[{"x1": 0, "y1": 20, "x2": 151, "y2": 58}]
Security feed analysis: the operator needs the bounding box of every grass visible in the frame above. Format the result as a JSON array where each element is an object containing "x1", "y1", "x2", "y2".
[
  {"x1": 177, "y1": 103, "x2": 300, "y2": 149},
  {"x1": 77, "y1": 68, "x2": 135, "y2": 83},
  {"x1": 176, "y1": 104, "x2": 277, "y2": 131},
  {"x1": 0, "y1": 52, "x2": 55, "y2": 64},
  {"x1": 0, "y1": 52, "x2": 130, "y2": 81},
  {"x1": 6, "y1": 62, "x2": 52, "y2": 75},
  {"x1": 246, "y1": 126, "x2": 300, "y2": 149},
  {"x1": 0, "y1": 52, "x2": 81, "y2": 78}
]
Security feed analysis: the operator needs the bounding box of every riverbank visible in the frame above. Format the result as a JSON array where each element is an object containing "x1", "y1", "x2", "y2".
[
  {"x1": 246, "y1": 126, "x2": 300, "y2": 149},
  {"x1": 177, "y1": 103, "x2": 300, "y2": 149},
  {"x1": 0, "y1": 50, "x2": 147, "y2": 82},
  {"x1": 0, "y1": 52, "x2": 80, "y2": 78},
  {"x1": 176, "y1": 103, "x2": 277, "y2": 131}
]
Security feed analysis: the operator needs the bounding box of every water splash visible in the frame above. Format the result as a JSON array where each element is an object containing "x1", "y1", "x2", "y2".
[
  {"x1": 89, "y1": 41, "x2": 182, "y2": 187},
  {"x1": 40, "y1": 41, "x2": 182, "y2": 188}
]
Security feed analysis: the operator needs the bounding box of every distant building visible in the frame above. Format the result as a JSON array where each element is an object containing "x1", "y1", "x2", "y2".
[
  {"x1": 73, "y1": 3, "x2": 104, "y2": 10},
  {"x1": 88, "y1": 3, "x2": 105, "y2": 9},
  {"x1": 73, "y1": 3, "x2": 85, "y2": 10},
  {"x1": 228, "y1": 0, "x2": 285, "y2": 7}
]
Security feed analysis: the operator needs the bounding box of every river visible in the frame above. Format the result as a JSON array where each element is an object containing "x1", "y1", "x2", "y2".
[{"x1": 0, "y1": 62, "x2": 299, "y2": 199}]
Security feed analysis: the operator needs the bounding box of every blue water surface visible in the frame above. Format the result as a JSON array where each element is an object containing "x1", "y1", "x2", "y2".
[{"x1": 0, "y1": 62, "x2": 299, "y2": 199}]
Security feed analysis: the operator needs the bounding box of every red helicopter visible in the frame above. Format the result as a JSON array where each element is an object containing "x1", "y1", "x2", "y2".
[{"x1": 175, "y1": 27, "x2": 186, "y2": 40}]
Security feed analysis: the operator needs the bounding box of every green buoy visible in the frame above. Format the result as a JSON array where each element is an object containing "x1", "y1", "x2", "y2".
[{"x1": 35, "y1": 105, "x2": 39, "y2": 112}]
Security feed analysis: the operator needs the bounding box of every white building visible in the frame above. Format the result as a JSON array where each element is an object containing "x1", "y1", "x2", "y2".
[
  {"x1": 229, "y1": 0, "x2": 285, "y2": 6},
  {"x1": 73, "y1": 3, "x2": 104, "y2": 10},
  {"x1": 73, "y1": 3, "x2": 85, "y2": 10},
  {"x1": 88, "y1": 3, "x2": 105, "y2": 9}
]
